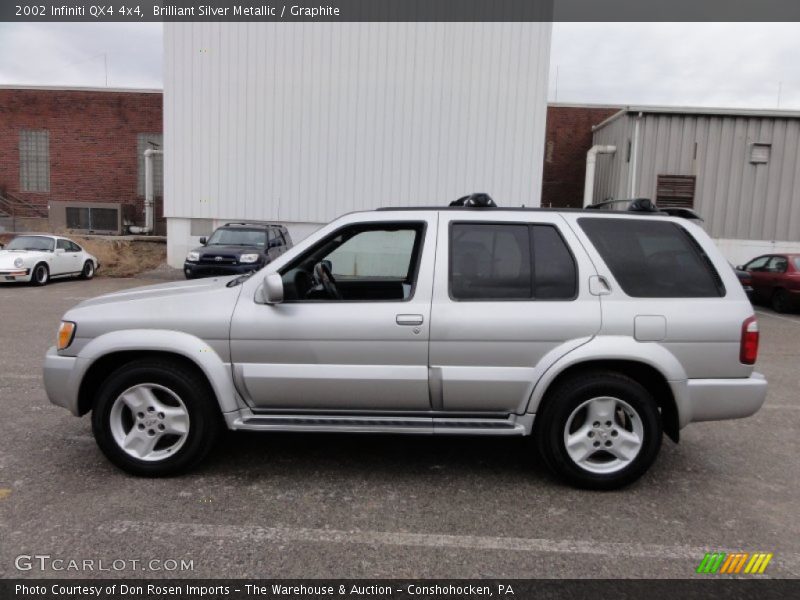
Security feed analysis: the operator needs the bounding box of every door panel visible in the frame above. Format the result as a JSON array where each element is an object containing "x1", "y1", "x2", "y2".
[
  {"x1": 429, "y1": 214, "x2": 601, "y2": 414},
  {"x1": 230, "y1": 213, "x2": 438, "y2": 411}
]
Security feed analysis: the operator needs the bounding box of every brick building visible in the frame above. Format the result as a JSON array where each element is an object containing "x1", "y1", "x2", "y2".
[
  {"x1": 0, "y1": 85, "x2": 162, "y2": 232},
  {"x1": 541, "y1": 103, "x2": 621, "y2": 208},
  {"x1": 1, "y1": 87, "x2": 614, "y2": 236}
]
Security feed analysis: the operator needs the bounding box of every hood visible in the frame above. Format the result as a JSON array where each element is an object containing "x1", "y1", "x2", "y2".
[
  {"x1": 64, "y1": 275, "x2": 245, "y2": 342},
  {"x1": 0, "y1": 248, "x2": 46, "y2": 265}
]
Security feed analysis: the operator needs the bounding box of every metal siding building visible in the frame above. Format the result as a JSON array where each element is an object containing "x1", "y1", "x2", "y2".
[
  {"x1": 592, "y1": 107, "x2": 800, "y2": 263},
  {"x1": 163, "y1": 23, "x2": 552, "y2": 266}
]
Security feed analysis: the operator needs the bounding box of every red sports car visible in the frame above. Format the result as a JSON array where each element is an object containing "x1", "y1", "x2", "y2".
[{"x1": 738, "y1": 254, "x2": 800, "y2": 313}]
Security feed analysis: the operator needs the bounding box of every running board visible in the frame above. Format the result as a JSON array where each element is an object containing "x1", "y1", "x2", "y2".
[{"x1": 229, "y1": 413, "x2": 533, "y2": 436}]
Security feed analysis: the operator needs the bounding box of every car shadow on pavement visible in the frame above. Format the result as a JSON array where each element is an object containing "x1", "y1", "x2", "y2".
[{"x1": 201, "y1": 430, "x2": 550, "y2": 483}]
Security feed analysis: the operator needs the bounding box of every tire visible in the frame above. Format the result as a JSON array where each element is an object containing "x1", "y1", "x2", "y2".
[
  {"x1": 771, "y1": 289, "x2": 790, "y2": 313},
  {"x1": 91, "y1": 358, "x2": 221, "y2": 476},
  {"x1": 31, "y1": 263, "x2": 49, "y2": 286},
  {"x1": 535, "y1": 370, "x2": 662, "y2": 490},
  {"x1": 80, "y1": 260, "x2": 95, "y2": 280}
]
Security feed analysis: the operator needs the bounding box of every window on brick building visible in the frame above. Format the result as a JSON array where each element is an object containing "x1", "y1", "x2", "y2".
[
  {"x1": 19, "y1": 130, "x2": 50, "y2": 192},
  {"x1": 137, "y1": 133, "x2": 164, "y2": 197}
]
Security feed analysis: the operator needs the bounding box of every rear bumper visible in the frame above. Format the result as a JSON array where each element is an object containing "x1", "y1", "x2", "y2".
[
  {"x1": 685, "y1": 372, "x2": 767, "y2": 424},
  {"x1": 43, "y1": 346, "x2": 83, "y2": 416}
]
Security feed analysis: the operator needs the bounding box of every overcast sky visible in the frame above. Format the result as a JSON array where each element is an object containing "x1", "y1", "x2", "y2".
[{"x1": 0, "y1": 22, "x2": 798, "y2": 110}]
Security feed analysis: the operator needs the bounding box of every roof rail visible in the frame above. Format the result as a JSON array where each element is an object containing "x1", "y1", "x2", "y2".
[{"x1": 585, "y1": 198, "x2": 703, "y2": 221}]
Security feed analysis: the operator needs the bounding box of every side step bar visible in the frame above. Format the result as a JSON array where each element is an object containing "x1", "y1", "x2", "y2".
[{"x1": 229, "y1": 413, "x2": 534, "y2": 436}]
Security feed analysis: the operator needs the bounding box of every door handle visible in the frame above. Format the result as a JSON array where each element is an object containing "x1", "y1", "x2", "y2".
[{"x1": 396, "y1": 314, "x2": 423, "y2": 326}]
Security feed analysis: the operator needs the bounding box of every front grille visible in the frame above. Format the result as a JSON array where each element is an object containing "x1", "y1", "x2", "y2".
[{"x1": 199, "y1": 255, "x2": 237, "y2": 265}]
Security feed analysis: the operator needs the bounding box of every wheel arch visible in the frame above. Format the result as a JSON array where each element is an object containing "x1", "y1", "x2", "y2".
[
  {"x1": 74, "y1": 330, "x2": 240, "y2": 417},
  {"x1": 527, "y1": 340, "x2": 686, "y2": 443}
]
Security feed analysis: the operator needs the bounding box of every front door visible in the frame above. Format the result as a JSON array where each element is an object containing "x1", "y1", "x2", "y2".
[{"x1": 230, "y1": 213, "x2": 437, "y2": 411}]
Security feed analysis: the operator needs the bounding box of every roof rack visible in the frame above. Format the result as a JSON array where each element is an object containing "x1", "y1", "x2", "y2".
[
  {"x1": 223, "y1": 221, "x2": 274, "y2": 227},
  {"x1": 585, "y1": 198, "x2": 703, "y2": 221},
  {"x1": 449, "y1": 193, "x2": 497, "y2": 208}
]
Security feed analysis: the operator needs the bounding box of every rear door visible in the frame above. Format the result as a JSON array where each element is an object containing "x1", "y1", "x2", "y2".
[{"x1": 429, "y1": 212, "x2": 601, "y2": 414}]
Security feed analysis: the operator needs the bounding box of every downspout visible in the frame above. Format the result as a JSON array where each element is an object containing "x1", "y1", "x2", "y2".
[
  {"x1": 129, "y1": 148, "x2": 163, "y2": 234},
  {"x1": 583, "y1": 145, "x2": 617, "y2": 207},
  {"x1": 629, "y1": 112, "x2": 643, "y2": 197}
]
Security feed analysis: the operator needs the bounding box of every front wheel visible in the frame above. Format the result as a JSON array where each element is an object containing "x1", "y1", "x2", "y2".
[
  {"x1": 535, "y1": 371, "x2": 662, "y2": 490},
  {"x1": 31, "y1": 263, "x2": 49, "y2": 286},
  {"x1": 772, "y1": 289, "x2": 790, "y2": 313},
  {"x1": 91, "y1": 359, "x2": 221, "y2": 476}
]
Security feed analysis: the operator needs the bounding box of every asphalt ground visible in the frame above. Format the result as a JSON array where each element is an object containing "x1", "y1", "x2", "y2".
[{"x1": 0, "y1": 274, "x2": 798, "y2": 579}]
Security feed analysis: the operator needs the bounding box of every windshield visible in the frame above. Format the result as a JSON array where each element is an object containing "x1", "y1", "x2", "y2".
[
  {"x1": 5, "y1": 236, "x2": 54, "y2": 251},
  {"x1": 794, "y1": 257, "x2": 800, "y2": 271},
  {"x1": 206, "y1": 228, "x2": 267, "y2": 247}
]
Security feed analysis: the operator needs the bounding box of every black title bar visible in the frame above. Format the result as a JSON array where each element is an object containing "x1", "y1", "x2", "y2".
[
  {"x1": 4, "y1": 1, "x2": 800, "y2": 22},
  {"x1": 4, "y1": 579, "x2": 800, "y2": 600}
]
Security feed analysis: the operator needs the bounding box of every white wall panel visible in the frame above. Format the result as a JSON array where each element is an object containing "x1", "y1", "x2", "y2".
[{"x1": 164, "y1": 23, "x2": 552, "y2": 226}]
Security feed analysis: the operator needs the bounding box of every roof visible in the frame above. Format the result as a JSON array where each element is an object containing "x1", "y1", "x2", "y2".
[
  {"x1": 594, "y1": 104, "x2": 800, "y2": 131},
  {"x1": 0, "y1": 84, "x2": 162, "y2": 94}
]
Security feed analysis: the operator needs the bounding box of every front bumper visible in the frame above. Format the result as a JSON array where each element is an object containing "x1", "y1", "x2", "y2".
[
  {"x1": 686, "y1": 372, "x2": 767, "y2": 424},
  {"x1": 1, "y1": 268, "x2": 31, "y2": 282},
  {"x1": 183, "y1": 262, "x2": 261, "y2": 279},
  {"x1": 43, "y1": 346, "x2": 83, "y2": 416}
]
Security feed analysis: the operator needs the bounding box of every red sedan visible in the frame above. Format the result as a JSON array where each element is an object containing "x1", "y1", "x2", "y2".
[{"x1": 738, "y1": 254, "x2": 800, "y2": 313}]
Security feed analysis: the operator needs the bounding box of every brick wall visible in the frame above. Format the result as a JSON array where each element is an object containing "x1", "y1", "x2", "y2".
[
  {"x1": 0, "y1": 88, "x2": 162, "y2": 225},
  {"x1": 542, "y1": 105, "x2": 620, "y2": 208}
]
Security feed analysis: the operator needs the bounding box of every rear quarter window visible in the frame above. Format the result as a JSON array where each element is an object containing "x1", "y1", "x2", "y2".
[{"x1": 578, "y1": 217, "x2": 724, "y2": 298}]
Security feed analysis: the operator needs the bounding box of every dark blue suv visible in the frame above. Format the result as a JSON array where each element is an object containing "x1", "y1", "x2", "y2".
[{"x1": 183, "y1": 222, "x2": 293, "y2": 279}]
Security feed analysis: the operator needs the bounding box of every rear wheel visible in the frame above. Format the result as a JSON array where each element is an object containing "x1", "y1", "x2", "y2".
[
  {"x1": 80, "y1": 260, "x2": 95, "y2": 280},
  {"x1": 772, "y1": 289, "x2": 790, "y2": 313},
  {"x1": 535, "y1": 371, "x2": 662, "y2": 490},
  {"x1": 31, "y1": 263, "x2": 49, "y2": 286},
  {"x1": 91, "y1": 359, "x2": 221, "y2": 476}
]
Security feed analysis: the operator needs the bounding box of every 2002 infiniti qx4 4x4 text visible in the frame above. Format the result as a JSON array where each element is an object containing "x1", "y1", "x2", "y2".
[{"x1": 43, "y1": 196, "x2": 766, "y2": 489}]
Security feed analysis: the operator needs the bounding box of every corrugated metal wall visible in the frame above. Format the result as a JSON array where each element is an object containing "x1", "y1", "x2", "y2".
[
  {"x1": 164, "y1": 23, "x2": 552, "y2": 224},
  {"x1": 593, "y1": 112, "x2": 800, "y2": 241}
]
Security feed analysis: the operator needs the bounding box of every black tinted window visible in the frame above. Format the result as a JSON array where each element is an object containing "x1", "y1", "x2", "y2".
[
  {"x1": 450, "y1": 223, "x2": 576, "y2": 300},
  {"x1": 578, "y1": 218, "x2": 724, "y2": 298}
]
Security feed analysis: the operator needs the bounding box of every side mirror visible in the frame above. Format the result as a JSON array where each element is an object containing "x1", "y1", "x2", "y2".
[
  {"x1": 199, "y1": 237, "x2": 207, "y2": 245},
  {"x1": 55, "y1": 248, "x2": 65, "y2": 255},
  {"x1": 736, "y1": 265, "x2": 745, "y2": 271},
  {"x1": 256, "y1": 272, "x2": 284, "y2": 305}
]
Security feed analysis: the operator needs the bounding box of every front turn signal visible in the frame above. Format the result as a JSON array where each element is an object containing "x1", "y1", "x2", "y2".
[{"x1": 57, "y1": 321, "x2": 76, "y2": 351}]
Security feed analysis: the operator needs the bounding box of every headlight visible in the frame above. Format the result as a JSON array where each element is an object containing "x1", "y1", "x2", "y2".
[
  {"x1": 186, "y1": 251, "x2": 200, "y2": 262},
  {"x1": 239, "y1": 254, "x2": 260, "y2": 264},
  {"x1": 13, "y1": 257, "x2": 24, "y2": 268},
  {"x1": 57, "y1": 321, "x2": 76, "y2": 351}
]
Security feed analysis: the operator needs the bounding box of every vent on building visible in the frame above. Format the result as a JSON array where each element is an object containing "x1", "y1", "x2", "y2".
[
  {"x1": 656, "y1": 175, "x2": 696, "y2": 209},
  {"x1": 55, "y1": 202, "x2": 134, "y2": 235},
  {"x1": 750, "y1": 143, "x2": 771, "y2": 164}
]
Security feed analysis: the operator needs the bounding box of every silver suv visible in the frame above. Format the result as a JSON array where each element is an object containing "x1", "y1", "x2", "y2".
[{"x1": 43, "y1": 200, "x2": 767, "y2": 489}]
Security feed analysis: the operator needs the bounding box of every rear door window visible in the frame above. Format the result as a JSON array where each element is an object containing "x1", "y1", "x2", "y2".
[
  {"x1": 449, "y1": 223, "x2": 576, "y2": 301},
  {"x1": 578, "y1": 217, "x2": 724, "y2": 298}
]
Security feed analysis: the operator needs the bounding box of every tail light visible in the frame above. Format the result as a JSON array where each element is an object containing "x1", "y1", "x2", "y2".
[{"x1": 740, "y1": 316, "x2": 759, "y2": 365}]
